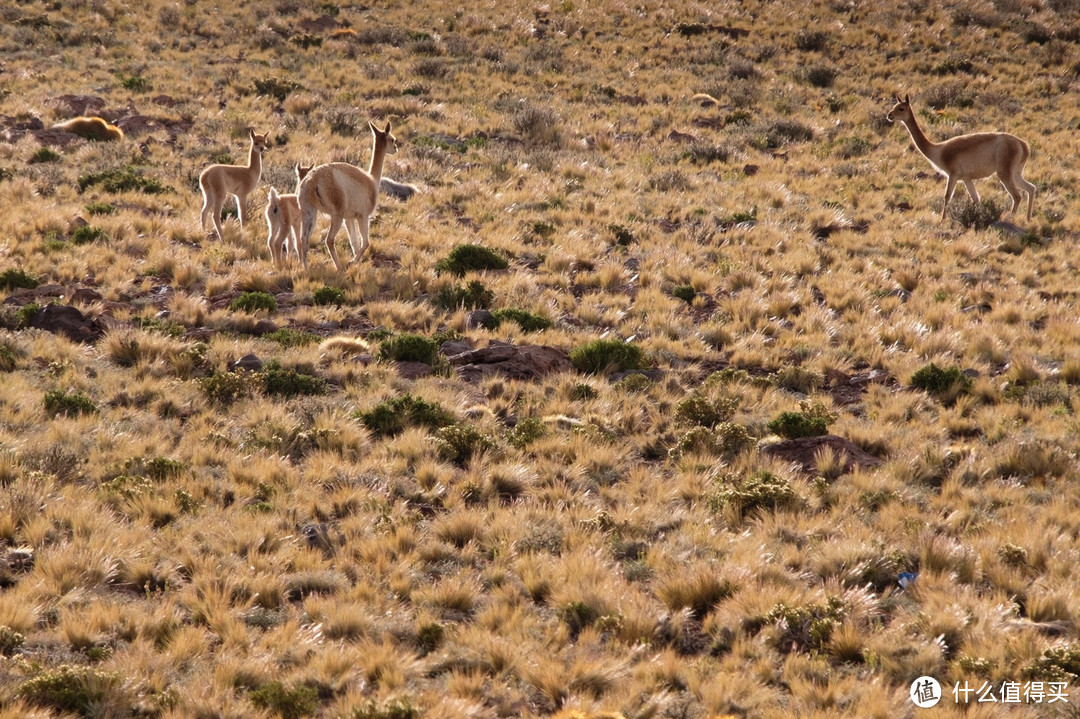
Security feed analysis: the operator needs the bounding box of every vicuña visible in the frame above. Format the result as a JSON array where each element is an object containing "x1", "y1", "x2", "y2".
[
  {"x1": 199, "y1": 128, "x2": 270, "y2": 240},
  {"x1": 265, "y1": 163, "x2": 313, "y2": 268},
  {"x1": 52, "y1": 116, "x2": 123, "y2": 141},
  {"x1": 887, "y1": 94, "x2": 1035, "y2": 221},
  {"x1": 297, "y1": 120, "x2": 396, "y2": 271}
]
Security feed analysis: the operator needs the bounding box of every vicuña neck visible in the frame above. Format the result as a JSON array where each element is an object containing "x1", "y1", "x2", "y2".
[
  {"x1": 369, "y1": 136, "x2": 387, "y2": 183},
  {"x1": 248, "y1": 143, "x2": 262, "y2": 172},
  {"x1": 902, "y1": 113, "x2": 939, "y2": 160}
]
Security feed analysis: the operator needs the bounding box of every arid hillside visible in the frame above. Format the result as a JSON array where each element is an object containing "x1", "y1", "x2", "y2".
[{"x1": 3, "y1": 0, "x2": 1080, "y2": 717}]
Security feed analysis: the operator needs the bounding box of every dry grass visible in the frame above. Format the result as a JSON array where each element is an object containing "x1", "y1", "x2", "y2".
[{"x1": 3, "y1": 0, "x2": 1080, "y2": 716}]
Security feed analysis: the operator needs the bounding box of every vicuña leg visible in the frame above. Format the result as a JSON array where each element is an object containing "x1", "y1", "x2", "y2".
[
  {"x1": 963, "y1": 181, "x2": 980, "y2": 205},
  {"x1": 323, "y1": 217, "x2": 345, "y2": 272},
  {"x1": 942, "y1": 177, "x2": 958, "y2": 221}
]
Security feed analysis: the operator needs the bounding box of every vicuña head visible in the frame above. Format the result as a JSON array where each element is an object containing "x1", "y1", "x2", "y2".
[
  {"x1": 199, "y1": 127, "x2": 270, "y2": 240},
  {"x1": 51, "y1": 116, "x2": 123, "y2": 142},
  {"x1": 887, "y1": 93, "x2": 1035, "y2": 222},
  {"x1": 265, "y1": 162, "x2": 313, "y2": 268},
  {"x1": 296, "y1": 120, "x2": 397, "y2": 272}
]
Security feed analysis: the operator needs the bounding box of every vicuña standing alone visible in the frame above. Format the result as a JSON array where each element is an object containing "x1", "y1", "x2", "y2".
[
  {"x1": 887, "y1": 94, "x2": 1036, "y2": 221},
  {"x1": 199, "y1": 128, "x2": 270, "y2": 240},
  {"x1": 297, "y1": 120, "x2": 396, "y2": 271}
]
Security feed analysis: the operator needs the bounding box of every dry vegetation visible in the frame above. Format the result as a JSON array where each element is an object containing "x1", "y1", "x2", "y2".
[{"x1": 3, "y1": 0, "x2": 1080, "y2": 716}]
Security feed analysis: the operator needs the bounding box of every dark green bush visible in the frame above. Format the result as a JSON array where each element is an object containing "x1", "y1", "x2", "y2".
[
  {"x1": 763, "y1": 597, "x2": 847, "y2": 653},
  {"x1": 261, "y1": 361, "x2": 327, "y2": 398},
  {"x1": 85, "y1": 202, "x2": 116, "y2": 215},
  {"x1": 434, "y1": 244, "x2": 509, "y2": 276},
  {"x1": 0, "y1": 625, "x2": 24, "y2": 655},
  {"x1": 312, "y1": 285, "x2": 346, "y2": 306},
  {"x1": 71, "y1": 225, "x2": 107, "y2": 245},
  {"x1": 43, "y1": 388, "x2": 98, "y2": 417},
  {"x1": 570, "y1": 339, "x2": 647, "y2": 374},
  {"x1": 249, "y1": 681, "x2": 319, "y2": 719},
  {"x1": 492, "y1": 307, "x2": 553, "y2": 332},
  {"x1": 120, "y1": 74, "x2": 152, "y2": 92},
  {"x1": 608, "y1": 223, "x2": 637, "y2": 246},
  {"x1": 229, "y1": 291, "x2": 277, "y2": 313},
  {"x1": 433, "y1": 280, "x2": 494, "y2": 310},
  {"x1": 29, "y1": 147, "x2": 61, "y2": 164},
  {"x1": 348, "y1": 697, "x2": 420, "y2": 719},
  {"x1": 1023, "y1": 644, "x2": 1080, "y2": 681},
  {"x1": 671, "y1": 285, "x2": 696, "y2": 303},
  {"x1": 910, "y1": 362, "x2": 972, "y2": 395},
  {"x1": 253, "y1": 77, "x2": 303, "y2": 101},
  {"x1": 378, "y1": 333, "x2": 441, "y2": 364},
  {"x1": 198, "y1": 371, "x2": 259, "y2": 405},
  {"x1": 434, "y1": 424, "x2": 495, "y2": 467},
  {"x1": 355, "y1": 394, "x2": 456, "y2": 437},
  {"x1": 766, "y1": 411, "x2": 829, "y2": 439},
  {"x1": 0, "y1": 269, "x2": 39, "y2": 291},
  {"x1": 77, "y1": 167, "x2": 170, "y2": 194}
]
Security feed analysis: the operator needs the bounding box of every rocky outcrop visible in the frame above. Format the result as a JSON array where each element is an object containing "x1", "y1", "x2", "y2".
[{"x1": 449, "y1": 344, "x2": 572, "y2": 382}]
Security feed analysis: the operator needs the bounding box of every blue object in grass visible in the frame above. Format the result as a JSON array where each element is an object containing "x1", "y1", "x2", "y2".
[{"x1": 898, "y1": 572, "x2": 918, "y2": 589}]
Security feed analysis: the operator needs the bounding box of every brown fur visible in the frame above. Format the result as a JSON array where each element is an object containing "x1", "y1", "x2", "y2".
[
  {"x1": 51, "y1": 116, "x2": 123, "y2": 141},
  {"x1": 199, "y1": 128, "x2": 270, "y2": 239},
  {"x1": 264, "y1": 163, "x2": 313, "y2": 268},
  {"x1": 297, "y1": 121, "x2": 396, "y2": 271},
  {"x1": 887, "y1": 94, "x2": 1036, "y2": 221}
]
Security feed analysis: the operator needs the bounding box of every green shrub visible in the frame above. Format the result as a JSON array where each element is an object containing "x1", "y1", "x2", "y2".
[
  {"x1": 434, "y1": 424, "x2": 495, "y2": 467},
  {"x1": 0, "y1": 342, "x2": 17, "y2": 372},
  {"x1": 910, "y1": 362, "x2": 972, "y2": 396},
  {"x1": 675, "y1": 394, "x2": 739, "y2": 427},
  {"x1": 355, "y1": 394, "x2": 456, "y2": 437},
  {"x1": 672, "y1": 422, "x2": 754, "y2": 458},
  {"x1": 508, "y1": 416, "x2": 546, "y2": 448},
  {"x1": 29, "y1": 147, "x2": 61, "y2": 164},
  {"x1": 671, "y1": 285, "x2": 696, "y2": 303},
  {"x1": 608, "y1": 223, "x2": 637, "y2": 246},
  {"x1": 262, "y1": 328, "x2": 320, "y2": 348},
  {"x1": 434, "y1": 244, "x2": 509, "y2": 276},
  {"x1": 71, "y1": 225, "x2": 107, "y2": 245},
  {"x1": 709, "y1": 470, "x2": 797, "y2": 519},
  {"x1": 249, "y1": 681, "x2": 319, "y2": 719},
  {"x1": 763, "y1": 597, "x2": 847, "y2": 653},
  {"x1": 492, "y1": 307, "x2": 553, "y2": 332},
  {"x1": 0, "y1": 268, "x2": 39, "y2": 291},
  {"x1": 261, "y1": 361, "x2": 327, "y2": 398},
  {"x1": 0, "y1": 625, "x2": 24, "y2": 655},
  {"x1": 948, "y1": 197, "x2": 1003, "y2": 229},
  {"x1": 85, "y1": 201, "x2": 116, "y2": 216},
  {"x1": 312, "y1": 285, "x2": 346, "y2": 306},
  {"x1": 17, "y1": 664, "x2": 121, "y2": 715},
  {"x1": 378, "y1": 333, "x2": 441, "y2": 364},
  {"x1": 1023, "y1": 644, "x2": 1080, "y2": 681},
  {"x1": 416, "y1": 622, "x2": 445, "y2": 655},
  {"x1": 120, "y1": 73, "x2": 152, "y2": 92},
  {"x1": 43, "y1": 388, "x2": 98, "y2": 417},
  {"x1": 570, "y1": 339, "x2": 647, "y2": 374},
  {"x1": 77, "y1": 167, "x2": 170, "y2": 194},
  {"x1": 229, "y1": 291, "x2": 277, "y2": 314},
  {"x1": 766, "y1": 411, "x2": 829, "y2": 439},
  {"x1": 198, "y1": 371, "x2": 259, "y2": 405},
  {"x1": 570, "y1": 382, "x2": 600, "y2": 400},
  {"x1": 433, "y1": 280, "x2": 494, "y2": 310}
]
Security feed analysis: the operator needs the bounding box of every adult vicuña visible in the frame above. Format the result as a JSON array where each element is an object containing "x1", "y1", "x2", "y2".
[
  {"x1": 265, "y1": 163, "x2": 313, "y2": 268},
  {"x1": 297, "y1": 120, "x2": 396, "y2": 271},
  {"x1": 887, "y1": 94, "x2": 1035, "y2": 222},
  {"x1": 52, "y1": 116, "x2": 124, "y2": 141},
  {"x1": 199, "y1": 128, "x2": 270, "y2": 240}
]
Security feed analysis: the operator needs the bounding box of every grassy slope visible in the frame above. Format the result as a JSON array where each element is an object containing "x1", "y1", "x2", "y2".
[{"x1": 2, "y1": 0, "x2": 1080, "y2": 716}]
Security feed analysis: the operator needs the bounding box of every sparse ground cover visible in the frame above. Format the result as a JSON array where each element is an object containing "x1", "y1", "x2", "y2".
[{"x1": 2, "y1": 0, "x2": 1080, "y2": 717}]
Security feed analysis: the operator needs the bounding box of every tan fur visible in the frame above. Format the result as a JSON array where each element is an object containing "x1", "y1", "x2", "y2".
[
  {"x1": 52, "y1": 116, "x2": 123, "y2": 141},
  {"x1": 887, "y1": 94, "x2": 1036, "y2": 221},
  {"x1": 264, "y1": 163, "x2": 313, "y2": 268},
  {"x1": 199, "y1": 128, "x2": 270, "y2": 239},
  {"x1": 297, "y1": 121, "x2": 397, "y2": 271}
]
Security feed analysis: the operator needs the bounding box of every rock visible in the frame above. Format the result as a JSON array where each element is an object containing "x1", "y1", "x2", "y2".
[
  {"x1": 450, "y1": 344, "x2": 572, "y2": 382},
  {"x1": 251, "y1": 319, "x2": 279, "y2": 335},
  {"x1": 760, "y1": 434, "x2": 884, "y2": 474},
  {"x1": 232, "y1": 354, "x2": 263, "y2": 372},
  {"x1": 394, "y1": 361, "x2": 432, "y2": 380},
  {"x1": 466, "y1": 309, "x2": 495, "y2": 329},
  {"x1": 46, "y1": 94, "x2": 106, "y2": 116},
  {"x1": 440, "y1": 339, "x2": 473, "y2": 357},
  {"x1": 28, "y1": 304, "x2": 104, "y2": 343}
]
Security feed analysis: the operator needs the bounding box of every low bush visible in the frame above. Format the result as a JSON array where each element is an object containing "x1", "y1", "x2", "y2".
[
  {"x1": 767, "y1": 411, "x2": 829, "y2": 439},
  {"x1": 378, "y1": 333, "x2": 441, "y2": 365},
  {"x1": 249, "y1": 680, "x2": 319, "y2": 719},
  {"x1": 492, "y1": 307, "x2": 552, "y2": 332},
  {"x1": 709, "y1": 470, "x2": 798, "y2": 520},
  {"x1": 434, "y1": 244, "x2": 509, "y2": 276},
  {"x1": 0, "y1": 268, "x2": 39, "y2": 291},
  {"x1": 312, "y1": 285, "x2": 346, "y2": 306},
  {"x1": 229, "y1": 291, "x2": 277, "y2": 314},
  {"x1": 570, "y1": 339, "x2": 647, "y2": 374},
  {"x1": 910, "y1": 362, "x2": 972, "y2": 396},
  {"x1": 43, "y1": 388, "x2": 98, "y2": 417},
  {"x1": 432, "y1": 280, "x2": 494, "y2": 310},
  {"x1": 434, "y1": 424, "x2": 495, "y2": 467},
  {"x1": 355, "y1": 394, "x2": 456, "y2": 437},
  {"x1": 260, "y1": 361, "x2": 327, "y2": 398}
]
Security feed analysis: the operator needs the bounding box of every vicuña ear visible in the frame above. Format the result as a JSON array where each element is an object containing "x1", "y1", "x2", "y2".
[
  {"x1": 369, "y1": 120, "x2": 377, "y2": 133},
  {"x1": 894, "y1": 94, "x2": 902, "y2": 103},
  {"x1": 383, "y1": 120, "x2": 392, "y2": 133},
  {"x1": 248, "y1": 127, "x2": 255, "y2": 139},
  {"x1": 904, "y1": 94, "x2": 910, "y2": 103}
]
